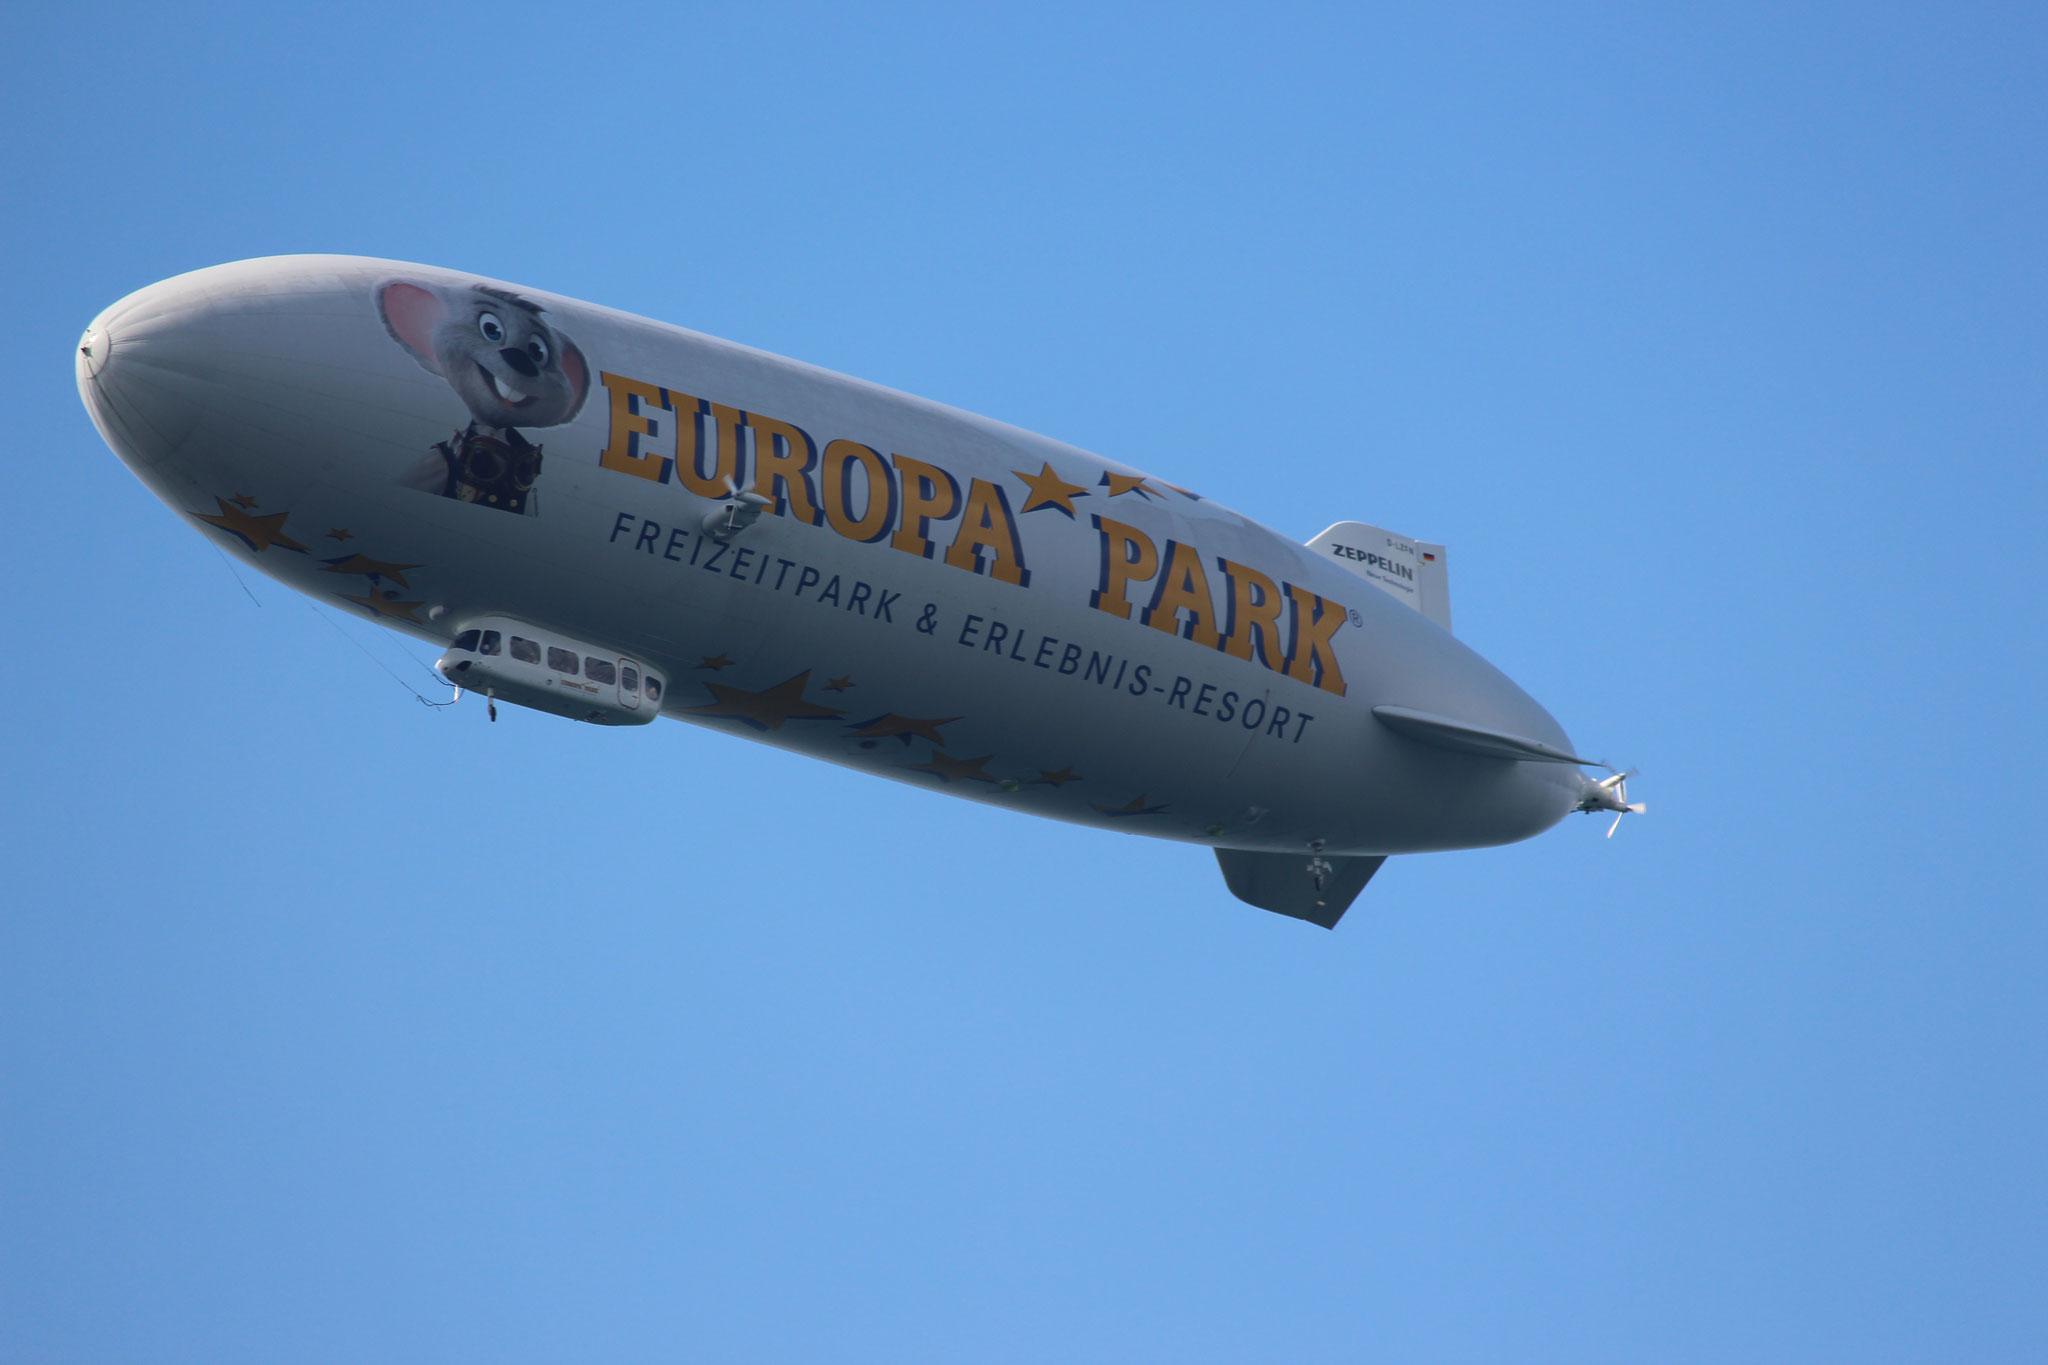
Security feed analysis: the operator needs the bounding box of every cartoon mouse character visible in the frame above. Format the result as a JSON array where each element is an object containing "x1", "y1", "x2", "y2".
[{"x1": 378, "y1": 279, "x2": 590, "y2": 516}]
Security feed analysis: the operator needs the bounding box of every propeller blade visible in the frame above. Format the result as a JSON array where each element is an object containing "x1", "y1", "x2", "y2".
[{"x1": 1607, "y1": 811, "x2": 1624, "y2": 838}]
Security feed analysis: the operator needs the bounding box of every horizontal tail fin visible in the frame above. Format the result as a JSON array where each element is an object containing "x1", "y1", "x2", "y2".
[{"x1": 1371, "y1": 705, "x2": 1597, "y2": 766}]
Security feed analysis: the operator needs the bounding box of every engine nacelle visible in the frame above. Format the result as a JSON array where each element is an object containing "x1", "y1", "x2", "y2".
[{"x1": 436, "y1": 615, "x2": 666, "y2": 726}]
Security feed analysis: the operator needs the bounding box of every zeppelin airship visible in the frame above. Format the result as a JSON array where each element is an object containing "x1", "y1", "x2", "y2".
[{"x1": 76, "y1": 256, "x2": 1641, "y2": 926}]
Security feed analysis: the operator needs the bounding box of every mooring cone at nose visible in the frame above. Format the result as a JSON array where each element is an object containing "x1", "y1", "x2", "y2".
[{"x1": 77, "y1": 327, "x2": 110, "y2": 380}]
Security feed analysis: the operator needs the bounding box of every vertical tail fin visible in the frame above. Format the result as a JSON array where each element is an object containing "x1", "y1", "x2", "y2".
[{"x1": 1305, "y1": 522, "x2": 1450, "y2": 632}]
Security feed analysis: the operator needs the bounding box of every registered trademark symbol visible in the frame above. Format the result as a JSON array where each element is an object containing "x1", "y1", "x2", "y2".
[{"x1": 1349, "y1": 608, "x2": 1363, "y2": 626}]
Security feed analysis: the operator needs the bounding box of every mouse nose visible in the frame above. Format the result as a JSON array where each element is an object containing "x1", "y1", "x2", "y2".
[{"x1": 499, "y1": 346, "x2": 539, "y2": 378}]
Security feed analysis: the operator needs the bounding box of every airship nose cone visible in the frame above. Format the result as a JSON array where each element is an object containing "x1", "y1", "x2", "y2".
[
  {"x1": 75, "y1": 273, "x2": 221, "y2": 477},
  {"x1": 77, "y1": 258, "x2": 419, "y2": 495},
  {"x1": 77, "y1": 325, "x2": 111, "y2": 379}
]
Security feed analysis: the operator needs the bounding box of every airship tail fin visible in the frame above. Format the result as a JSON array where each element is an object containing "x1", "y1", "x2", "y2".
[
  {"x1": 1370, "y1": 705, "x2": 1598, "y2": 766},
  {"x1": 1305, "y1": 521, "x2": 1451, "y2": 632},
  {"x1": 1215, "y1": 849, "x2": 1389, "y2": 928}
]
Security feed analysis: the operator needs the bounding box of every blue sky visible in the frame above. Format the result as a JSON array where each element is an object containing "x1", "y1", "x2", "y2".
[{"x1": 5, "y1": 3, "x2": 2044, "y2": 1360}]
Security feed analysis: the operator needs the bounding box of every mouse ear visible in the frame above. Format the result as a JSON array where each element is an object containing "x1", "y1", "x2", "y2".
[
  {"x1": 377, "y1": 280, "x2": 447, "y2": 374},
  {"x1": 556, "y1": 333, "x2": 591, "y2": 422}
]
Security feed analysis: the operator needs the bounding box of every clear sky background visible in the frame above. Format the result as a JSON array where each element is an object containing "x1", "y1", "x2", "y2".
[{"x1": 5, "y1": 3, "x2": 2044, "y2": 1361}]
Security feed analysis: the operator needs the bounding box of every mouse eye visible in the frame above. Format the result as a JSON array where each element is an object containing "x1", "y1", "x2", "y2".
[
  {"x1": 477, "y1": 312, "x2": 505, "y2": 343},
  {"x1": 526, "y1": 335, "x2": 551, "y2": 368}
]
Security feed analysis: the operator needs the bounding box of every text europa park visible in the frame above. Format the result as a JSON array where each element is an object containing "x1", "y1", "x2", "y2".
[{"x1": 596, "y1": 371, "x2": 1352, "y2": 698}]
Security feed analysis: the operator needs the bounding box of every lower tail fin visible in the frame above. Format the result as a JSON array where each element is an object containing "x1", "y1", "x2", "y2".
[{"x1": 1215, "y1": 849, "x2": 1388, "y2": 928}]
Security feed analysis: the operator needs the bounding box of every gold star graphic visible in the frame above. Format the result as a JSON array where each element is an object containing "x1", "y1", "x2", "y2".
[
  {"x1": 698, "y1": 653, "x2": 735, "y2": 671},
  {"x1": 337, "y1": 590, "x2": 426, "y2": 622},
  {"x1": 326, "y1": 528, "x2": 354, "y2": 541},
  {"x1": 321, "y1": 554, "x2": 422, "y2": 588},
  {"x1": 1090, "y1": 793, "x2": 1170, "y2": 817},
  {"x1": 229, "y1": 492, "x2": 258, "y2": 509},
  {"x1": 1012, "y1": 461, "x2": 1090, "y2": 517},
  {"x1": 824, "y1": 675, "x2": 856, "y2": 692},
  {"x1": 1032, "y1": 767, "x2": 1082, "y2": 788},
  {"x1": 1100, "y1": 472, "x2": 1157, "y2": 500},
  {"x1": 193, "y1": 497, "x2": 308, "y2": 554},
  {"x1": 848, "y1": 713, "x2": 962, "y2": 746},
  {"x1": 904, "y1": 750, "x2": 996, "y2": 784},
  {"x1": 683, "y1": 671, "x2": 845, "y2": 732}
]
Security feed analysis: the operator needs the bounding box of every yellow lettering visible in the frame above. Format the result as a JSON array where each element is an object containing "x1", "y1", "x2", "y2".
[
  {"x1": 1139, "y1": 539, "x2": 1220, "y2": 647},
  {"x1": 671, "y1": 398, "x2": 744, "y2": 499},
  {"x1": 890, "y1": 454, "x2": 960, "y2": 559},
  {"x1": 747, "y1": 415, "x2": 822, "y2": 526},
  {"x1": 1218, "y1": 558, "x2": 1285, "y2": 671},
  {"x1": 822, "y1": 439, "x2": 895, "y2": 543},
  {"x1": 1284, "y1": 583, "x2": 1349, "y2": 696},
  {"x1": 596, "y1": 372, "x2": 667, "y2": 482},
  {"x1": 943, "y1": 478, "x2": 1029, "y2": 586},
  {"x1": 1090, "y1": 516, "x2": 1159, "y2": 620}
]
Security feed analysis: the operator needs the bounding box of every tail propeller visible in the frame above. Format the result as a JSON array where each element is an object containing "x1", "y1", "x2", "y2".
[{"x1": 1576, "y1": 768, "x2": 1647, "y2": 838}]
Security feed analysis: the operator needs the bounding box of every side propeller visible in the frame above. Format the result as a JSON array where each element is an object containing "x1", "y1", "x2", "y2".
[{"x1": 1575, "y1": 768, "x2": 1647, "y2": 837}]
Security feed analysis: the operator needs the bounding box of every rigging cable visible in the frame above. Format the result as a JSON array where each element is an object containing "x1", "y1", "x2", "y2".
[
  {"x1": 302, "y1": 599, "x2": 460, "y2": 708},
  {"x1": 208, "y1": 541, "x2": 458, "y2": 709}
]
